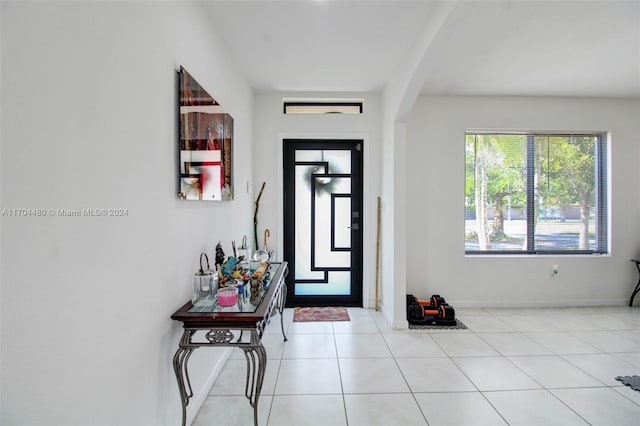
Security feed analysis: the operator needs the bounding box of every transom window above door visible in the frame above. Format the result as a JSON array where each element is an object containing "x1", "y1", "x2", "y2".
[{"x1": 283, "y1": 98, "x2": 363, "y2": 114}]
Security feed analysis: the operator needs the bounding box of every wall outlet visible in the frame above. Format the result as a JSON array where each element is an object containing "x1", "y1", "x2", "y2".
[{"x1": 552, "y1": 265, "x2": 559, "y2": 275}]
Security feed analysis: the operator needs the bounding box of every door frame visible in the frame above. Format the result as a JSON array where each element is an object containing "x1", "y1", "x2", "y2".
[{"x1": 277, "y1": 133, "x2": 364, "y2": 308}]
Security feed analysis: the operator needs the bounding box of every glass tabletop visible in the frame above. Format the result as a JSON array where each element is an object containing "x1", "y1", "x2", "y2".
[{"x1": 187, "y1": 264, "x2": 275, "y2": 314}]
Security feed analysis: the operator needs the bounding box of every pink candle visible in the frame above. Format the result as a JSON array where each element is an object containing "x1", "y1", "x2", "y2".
[{"x1": 217, "y1": 287, "x2": 238, "y2": 306}]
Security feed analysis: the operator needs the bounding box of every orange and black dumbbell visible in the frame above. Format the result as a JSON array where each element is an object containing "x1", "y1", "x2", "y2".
[
  {"x1": 407, "y1": 294, "x2": 456, "y2": 325},
  {"x1": 406, "y1": 294, "x2": 446, "y2": 309}
]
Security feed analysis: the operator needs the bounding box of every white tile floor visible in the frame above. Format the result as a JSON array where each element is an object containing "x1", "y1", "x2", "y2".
[{"x1": 194, "y1": 306, "x2": 640, "y2": 426}]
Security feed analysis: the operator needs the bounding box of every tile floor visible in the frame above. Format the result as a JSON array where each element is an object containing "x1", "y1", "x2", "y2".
[{"x1": 194, "y1": 306, "x2": 640, "y2": 426}]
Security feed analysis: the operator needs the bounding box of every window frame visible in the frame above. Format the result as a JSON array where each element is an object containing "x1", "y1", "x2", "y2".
[
  {"x1": 464, "y1": 131, "x2": 608, "y2": 256},
  {"x1": 283, "y1": 100, "x2": 363, "y2": 115}
]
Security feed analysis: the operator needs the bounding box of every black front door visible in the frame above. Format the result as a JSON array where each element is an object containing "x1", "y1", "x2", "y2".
[{"x1": 283, "y1": 139, "x2": 363, "y2": 307}]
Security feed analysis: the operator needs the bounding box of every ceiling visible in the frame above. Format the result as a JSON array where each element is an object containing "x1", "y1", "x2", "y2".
[{"x1": 204, "y1": 0, "x2": 640, "y2": 98}]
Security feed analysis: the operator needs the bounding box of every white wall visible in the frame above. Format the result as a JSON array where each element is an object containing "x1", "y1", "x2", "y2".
[
  {"x1": 252, "y1": 92, "x2": 383, "y2": 308},
  {"x1": 406, "y1": 95, "x2": 640, "y2": 307},
  {"x1": 1, "y1": 2, "x2": 253, "y2": 424},
  {"x1": 380, "y1": 1, "x2": 459, "y2": 328}
]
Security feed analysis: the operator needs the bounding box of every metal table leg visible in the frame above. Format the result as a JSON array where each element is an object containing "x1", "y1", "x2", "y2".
[
  {"x1": 173, "y1": 331, "x2": 195, "y2": 426},
  {"x1": 241, "y1": 340, "x2": 267, "y2": 426},
  {"x1": 279, "y1": 283, "x2": 288, "y2": 342},
  {"x1": 630, "y1": 259, "x2": 640, "y2": 307}
]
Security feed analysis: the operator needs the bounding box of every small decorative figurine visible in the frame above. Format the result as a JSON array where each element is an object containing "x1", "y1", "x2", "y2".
[{"x1": 215, "y1": 241, "x2": 225, "y2": 266}]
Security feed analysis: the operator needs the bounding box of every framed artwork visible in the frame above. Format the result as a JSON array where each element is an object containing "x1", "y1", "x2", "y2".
[{"x1": 178, "y1": 66, "x2": 233, "y2": 200}]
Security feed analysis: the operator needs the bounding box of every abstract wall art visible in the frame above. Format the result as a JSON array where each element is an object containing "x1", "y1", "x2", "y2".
[{"x1": 178, "y1": 66, "x2": 233, "y2": 201}]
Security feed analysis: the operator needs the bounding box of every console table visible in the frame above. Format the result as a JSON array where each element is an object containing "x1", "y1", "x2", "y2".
[{"x1": 171, "y1": 262, "x2": 288, "y2": 426}]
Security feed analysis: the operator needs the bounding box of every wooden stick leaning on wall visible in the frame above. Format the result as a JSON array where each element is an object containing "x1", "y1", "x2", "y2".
[
  {"x1": 375, "y1": 196, "x2": 381, "y2": 311},
  {"x1": 253, "y1": 182, "x2": 266, "y2": 251}
]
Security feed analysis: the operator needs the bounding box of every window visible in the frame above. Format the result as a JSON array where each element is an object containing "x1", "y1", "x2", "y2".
[
  {"x1": 465, "y1": 132, "x2": 607, "y2": 254},
  {"x1": 283, "y1": 99, "x2": 363, "y2": 114}
]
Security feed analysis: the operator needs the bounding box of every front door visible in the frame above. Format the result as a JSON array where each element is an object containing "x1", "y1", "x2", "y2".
[{"x1": 283, "y1": 139, "x2": 363, "y2": 307}]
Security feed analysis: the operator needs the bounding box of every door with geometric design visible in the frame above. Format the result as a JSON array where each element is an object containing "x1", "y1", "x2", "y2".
[{"x1": 283, "y1": 139, "x2": 363, "y2": 307}]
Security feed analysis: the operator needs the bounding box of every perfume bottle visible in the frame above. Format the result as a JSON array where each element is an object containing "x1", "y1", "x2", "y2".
[{"x1": 192, "y1": 252, "x2": 217, "y2": 307}]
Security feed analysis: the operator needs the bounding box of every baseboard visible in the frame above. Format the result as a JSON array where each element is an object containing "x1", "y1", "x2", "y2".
[
  {"x1": 449, "y1": 298, "x2": 630, "y2": 309},
  {"x1": 186, "y1": 347, "x2": 232, "y2": 425}
]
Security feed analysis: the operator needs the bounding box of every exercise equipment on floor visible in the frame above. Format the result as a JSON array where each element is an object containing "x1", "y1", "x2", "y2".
[
  {"x1": 407, "y1": 294, "x2": 446, "y2": 309},
  {"x1": 406, "y1": 294, "x2": 457, "y2": 326}
]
